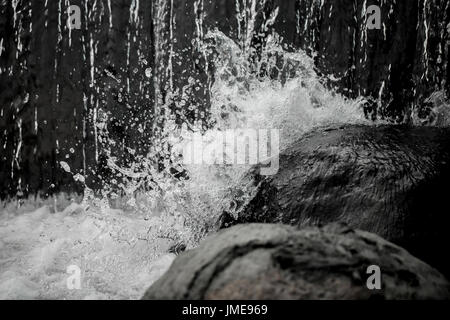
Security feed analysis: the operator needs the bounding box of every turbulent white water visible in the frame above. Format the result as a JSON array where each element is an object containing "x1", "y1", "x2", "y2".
[
  {"x1": 165, "y1": 30, "x2": 372, "y2": 236},
  {"x1": 3, "y1": 27, "x2": 443, "y2": 299},
  {"x1": 0, "y1": 197, "x2": 175, "y2": 299},
  {"x1": 0, "y1": 29, "x2": 372, "y2": 299},
  {"x1": 3, "y1": 0, "x2": 450, "y2": 300}
]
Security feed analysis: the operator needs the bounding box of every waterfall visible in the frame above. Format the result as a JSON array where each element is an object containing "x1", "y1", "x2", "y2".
[
  {"x1": 0, "y1": 0, "x2": 448, "y2": 202},
  {"x1": 1, "y1": 0, "x2": 450, "y2": 300}
]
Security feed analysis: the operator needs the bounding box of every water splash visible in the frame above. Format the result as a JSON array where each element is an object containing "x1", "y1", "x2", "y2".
[
  {"x1": 95, "y1": 28, "x2": 372, "y2": 247},
  {"x1": 5, "y1": 1, "x2": 450, "y2": 299}
]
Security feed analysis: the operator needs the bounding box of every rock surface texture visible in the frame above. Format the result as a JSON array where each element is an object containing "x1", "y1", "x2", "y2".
[
  {"x1": 219, "y1": 125, "x2": 450, "y2": 278},
  {"x1": 143, "y1": 223, "x2": 450, "y2": 300}
]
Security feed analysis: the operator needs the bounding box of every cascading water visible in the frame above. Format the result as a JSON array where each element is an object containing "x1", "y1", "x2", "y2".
[{"x1": 1, "y1": 0, "x2": 449, "y2": 300}]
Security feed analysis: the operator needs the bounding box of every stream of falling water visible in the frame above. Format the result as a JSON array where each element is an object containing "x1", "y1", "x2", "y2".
[{"x1": 1, "y1": 0, "x2": 449, "y2": 300}]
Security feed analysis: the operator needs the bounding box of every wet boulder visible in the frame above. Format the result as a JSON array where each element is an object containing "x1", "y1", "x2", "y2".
[
  {"x1": 143, "y1": 223, "x2": 450, "y2": 300},
  {"x1": 217, "y1": 124, "x2": 450, "y2": 277}
]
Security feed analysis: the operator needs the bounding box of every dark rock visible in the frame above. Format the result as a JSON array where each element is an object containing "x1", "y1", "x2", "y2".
[
  {"x1": 143, "y1": 223, "x2": 450, "y2": 300},
  {"x1": 218, "y1": 124, "x2": 450, "y2": 277}
]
